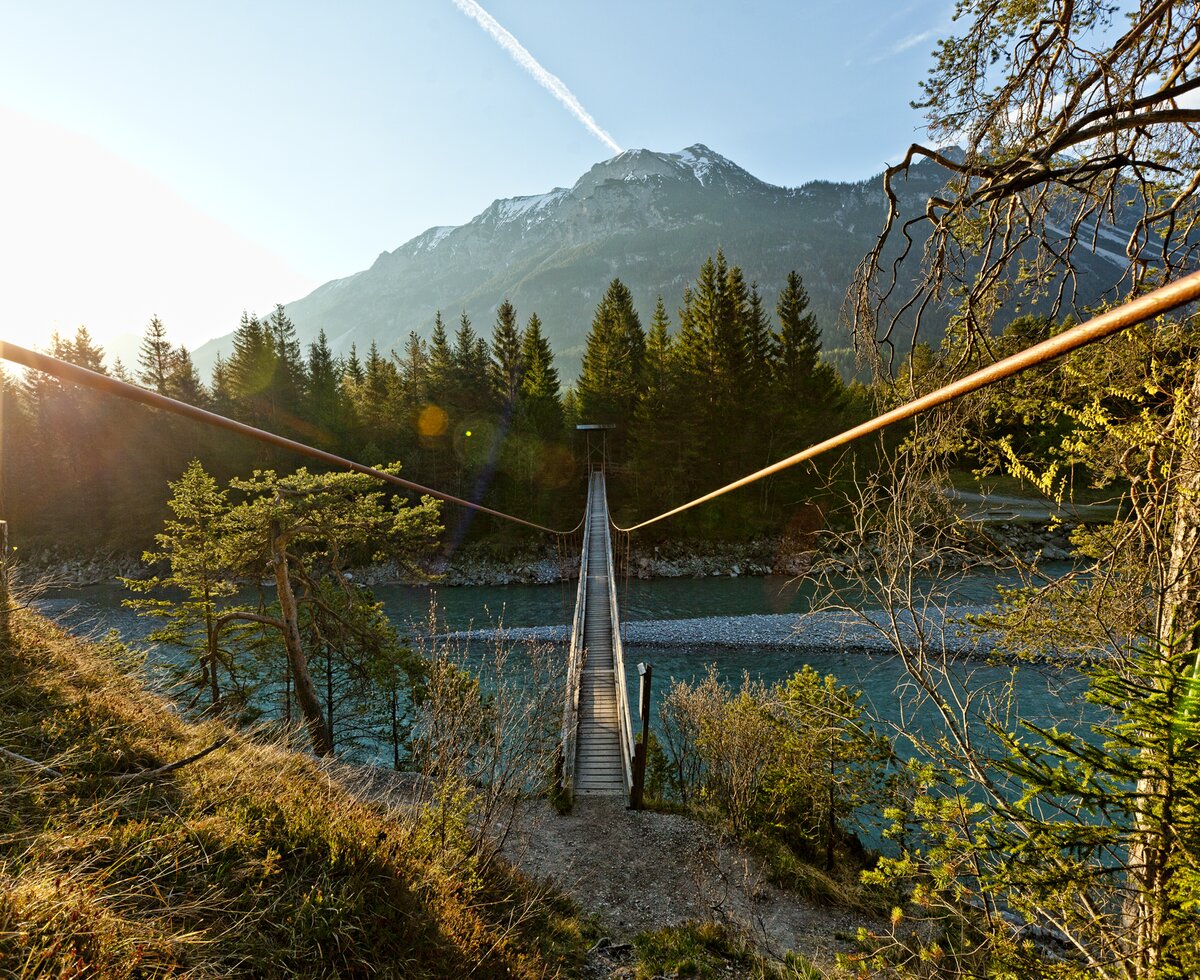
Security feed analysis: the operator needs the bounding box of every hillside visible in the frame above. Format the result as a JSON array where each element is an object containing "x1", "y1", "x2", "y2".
[
  {"x1": 0, "y1": 605, "x2": 585, "y2": 976},
  {"x1": 192, "y1": 143, "x2": 1139, "y2": 379}
]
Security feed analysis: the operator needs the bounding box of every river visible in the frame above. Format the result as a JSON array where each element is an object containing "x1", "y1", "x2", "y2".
[{"x1": 35, "y1": 565, "x2": 1091, "y2": 742}]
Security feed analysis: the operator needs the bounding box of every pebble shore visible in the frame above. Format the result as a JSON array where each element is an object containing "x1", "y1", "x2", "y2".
[{"x1": 443, "y1": 604, "x2": 998, "y2": 656}]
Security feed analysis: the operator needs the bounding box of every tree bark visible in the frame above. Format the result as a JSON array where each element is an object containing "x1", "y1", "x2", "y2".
[
  {"x1": 204, "y1": 583, "x2": 220, "y2": 707},
  {"x1": 1129, "y1": 363, "x2": 1200, "y2": 976},
  {"x1": 270, "y1": 518, "x2": 332, "y2": 756}
]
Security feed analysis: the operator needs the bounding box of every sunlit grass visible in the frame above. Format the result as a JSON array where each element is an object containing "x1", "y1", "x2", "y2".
[{"x1": 0, "y1": 604, "x2": 586, "y2": 976}]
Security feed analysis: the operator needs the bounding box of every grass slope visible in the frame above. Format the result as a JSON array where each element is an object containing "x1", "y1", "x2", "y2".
[{"x1": 0, "y1": 606, "x2": 585, "y2": 978}]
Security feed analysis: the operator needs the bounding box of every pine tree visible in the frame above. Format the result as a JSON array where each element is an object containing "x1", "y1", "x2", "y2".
[
  {"x1": 265, "y1": 303, "x2": 307, "y2": 429},
  {"x1": 770, "y1": 269, "x2": 841, "y2": 454},
  {"x1": 577, "y1": 278, "x2": 645, "y2": 426},
  {"x1": 226, "y1": 313, "x2": 276, "y2": 425},
  {"x1": 343, "y1": 344, "x2": 365, "y2": 388},
  {"x1": 426, "y1": 311, "x2": 454, "y2": 403},
  {"x1": 519, "y1": 313, "x2": 562, "y2": 437},
  {"x1": 137, "y1": 316, "x2": 174, "y2": 393},
  {"x1": 773, "y1": 270, "x2": 821, "y2": 399},
  {"x1": 123, "y1": 460, "x2": 239, "y2": 707},
  {"x1": 398, "y1": 331, "x2": 428, "y2": 411},
  {"x1": 60, "y1": 327, "x2": 108, "y2": 373},
  {"x1": 306, "y1": 330, "x2": 344, "y2": 449},
  {"x1": 361, "y1": 342, "x2": 398, "y2": 425},
  {"x1": 489, "y1": 300, "x2": 525, "y2": 411},
  {"x1": 166, "y1": 346, "x2": 207, "y2": 406},
  {"x1": 630, "y1": 297, "x2": 691, "y2": 507},
  {"x1": 453, "y1": 312, "x2": 492, "y2": 414},
  {"x1": 674, "y1": 254, "x2": 746, "y2": 481},
  {"x1": 210, "y1": 354, "x2": 234, "y2": 414},
  {"x1": 745, "y1": 283, "x2": 773, "y2": 396}
]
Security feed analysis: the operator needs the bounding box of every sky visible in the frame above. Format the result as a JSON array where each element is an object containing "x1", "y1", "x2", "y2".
[{"x1": 0, "y1": 0, "x2": 951, "y2": 362}]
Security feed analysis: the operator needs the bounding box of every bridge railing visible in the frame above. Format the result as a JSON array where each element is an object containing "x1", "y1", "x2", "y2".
[
  {"x1": 597, "y1": 473, "x2": 636, "y2": 795},
  {"x1": 558, "y1": 476, "x2": 593, "y2": 797}
]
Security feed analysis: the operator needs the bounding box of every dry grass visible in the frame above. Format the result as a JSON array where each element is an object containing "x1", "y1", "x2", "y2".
[{"x1": 0, "y1": 605, "x2": 586, "y2": 978}]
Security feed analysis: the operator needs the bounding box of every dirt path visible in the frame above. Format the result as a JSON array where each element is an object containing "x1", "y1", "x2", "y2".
[{"x1": 501, "y1": 797, "x2": 880, "y2": 975}]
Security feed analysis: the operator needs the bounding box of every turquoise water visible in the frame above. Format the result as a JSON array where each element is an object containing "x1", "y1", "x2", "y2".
[{"x1": 36, "y1": 567, "x2": 1089, "y2": 738}]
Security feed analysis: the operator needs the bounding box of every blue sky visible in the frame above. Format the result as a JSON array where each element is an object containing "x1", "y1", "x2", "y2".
[{"x1": 0, "y1": 0, "x2": 951, "y2": 355}]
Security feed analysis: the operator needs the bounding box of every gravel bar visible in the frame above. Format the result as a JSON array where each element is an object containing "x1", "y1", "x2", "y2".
[{"x1": 440, "y1": 605, "x2": 997, "y2": 655}]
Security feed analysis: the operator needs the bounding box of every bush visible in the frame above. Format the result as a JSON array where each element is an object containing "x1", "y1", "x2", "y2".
[{"x1": 657, "y1": 665, "x2": 891, "y2": 881}]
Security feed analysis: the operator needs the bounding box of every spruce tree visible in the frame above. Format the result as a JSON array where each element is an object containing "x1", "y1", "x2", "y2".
[
  {"x1": 343, "y1": 344, "x2": 365, "y2": 388},
  {"x1": 166, "y1": 346, "x2": 207, "y2": 406},
  {"x1": 265, "y1": 304, "x2": 307, "y2": 429},
  {"x1": 745, "y1": 283, "x2": 773, "y2": 395},
  {"x1": 452, "y1": 312, "x2": 491, "y2": 414},
  {"x1": 137, "y1": 316, "x2": 174, "y2": 393},
  {"x1": 519, "y1": 312, "x2": 562, "y2": 437},
  {"x1": 306, "y1": 331, "x2": 344, "y2": 448},
  {"x1": 577, "y1": 278, "x2": 645, "y2": 426},
  {"x1": 489, "y1": 300, "x2": 525, "y2": 411},
  {"x1": 209, "y1": 354, "x2": 234, "y2": 414},
  {"x1": 398, "y1": 331, "x2": 428, "y2": 410},
  {"x1": 630, "y1": 297, "x2": 691, "y2": 507},
  {"x1": 773, "y1": 270, "x2": 821, "y2": 399},
  {"x1": 674, "y1": 254, "x2": 743, "y2": 481},
  {"x1": 426, "y1": 311, "x2": 454, "y2": 403},
  {"x1": 227, "y1": 313, "x2": 276, "y2": 425}
]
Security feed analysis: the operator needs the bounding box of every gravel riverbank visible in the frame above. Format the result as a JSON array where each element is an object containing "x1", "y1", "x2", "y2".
[
  {"x1": 19, "y1": 520, "x2": 1075, "y2": 589},
  {"x1": 443, "y1": 603, "x2": 998, "y2": 656}
]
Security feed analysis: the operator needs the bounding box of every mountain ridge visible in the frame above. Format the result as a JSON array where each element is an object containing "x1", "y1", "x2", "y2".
[{"x1": 192, "y1": 143, "x2": 1128, "y2": 378}]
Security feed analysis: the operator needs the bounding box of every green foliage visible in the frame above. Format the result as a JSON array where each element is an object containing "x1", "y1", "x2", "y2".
[
  {"x1": 2, "y1": 254, "x2": 871, "y2": 553},
  {"x1": 578, "y1": 277, "x2": 645, "y2": 427},
  {"x1": 658, "y1": 665, "x2": 890, "y2": 889},
  {"x1": 123, "y1": 460, "x2": 243, "y2": 711},
  {"x1": 846, "y1": 308, "x2": 1200, "y2": 976},
  {"x1": 123, "y1": 460, "x2": 442, "y2": 759}
]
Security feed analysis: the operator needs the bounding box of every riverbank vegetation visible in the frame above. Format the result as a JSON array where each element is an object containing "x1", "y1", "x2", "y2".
[
  {"x1": 123, "y1": 459, "x2": 441, "y2": 759},
  {"x1": 649, "y1": 666, "x2": 894, "y2": 910},
  {"x1": 838, "y1": 1, "x2": 1200, "y2": 975}
]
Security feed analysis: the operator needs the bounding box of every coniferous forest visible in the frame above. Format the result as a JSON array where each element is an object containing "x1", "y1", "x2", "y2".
[{"x1": 0, "y1": 251, "x2": 865, "y2": 552}]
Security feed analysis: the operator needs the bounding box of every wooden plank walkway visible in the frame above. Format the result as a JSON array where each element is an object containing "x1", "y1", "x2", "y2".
[{"x1": 573, "y1": 474, "x2": 627, "y2": 796}]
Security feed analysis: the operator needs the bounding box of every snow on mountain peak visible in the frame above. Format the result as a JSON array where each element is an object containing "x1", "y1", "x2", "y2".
[
  {"x1": 583, "y1": 143, "x2": 755, "y2": 190},
  {"x1": 675, "y1": 144, "x2": 718, "y2": 183},
  {"x1": 412, "y1": 225, "x2": 454, "y2": 254},
  {"x1": 494, "y1": 187, "x2": 569, "y2": 222}
]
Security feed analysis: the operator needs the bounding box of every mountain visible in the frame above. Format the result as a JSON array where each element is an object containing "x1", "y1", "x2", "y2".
[{"x1": 192, "y1": 143, "x2": 1135, "y2": 378}]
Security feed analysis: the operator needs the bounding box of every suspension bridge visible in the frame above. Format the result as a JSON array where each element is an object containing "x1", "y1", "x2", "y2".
[
  {"x1": 561, "y1": 471, "x2": 635, "y2": 797},
  {"x1": 2, "y1": 269, "x2": 1200, "y2": 807}
]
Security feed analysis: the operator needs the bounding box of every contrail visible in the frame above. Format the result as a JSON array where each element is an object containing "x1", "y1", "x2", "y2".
[{"x1": 450, "y1": 0, "x2": 622, "y2": 155}]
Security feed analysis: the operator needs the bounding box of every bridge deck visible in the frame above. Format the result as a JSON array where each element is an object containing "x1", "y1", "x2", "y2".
[{"x1": 573, "y1": 475, "x2": 627, "y2": 796}]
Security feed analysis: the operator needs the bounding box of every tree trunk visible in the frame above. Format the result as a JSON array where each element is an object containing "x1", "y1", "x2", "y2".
[
  {"x1": 1129, "y1": 363, "x2": 1200, "y2": 976},
  {"x1": 270, "y1": 518, "x2": 332, "y2": 756},
  {"x1": 204, "y1": 586, "x2": 220, "y2": 707}
]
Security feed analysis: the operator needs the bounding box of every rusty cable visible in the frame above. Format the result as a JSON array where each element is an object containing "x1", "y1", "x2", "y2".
[{"x1": 0, "y1": 339, "x2": 569, "y2": 535}]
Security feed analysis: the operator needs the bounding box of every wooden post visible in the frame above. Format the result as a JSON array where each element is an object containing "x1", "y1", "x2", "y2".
[{"x1": 630, "y1": 662, "x2": 653, "y2": 809}]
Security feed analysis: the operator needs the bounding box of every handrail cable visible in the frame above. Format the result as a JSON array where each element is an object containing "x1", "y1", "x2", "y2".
[
  {"x1": 0, "y1": 339, "x2": 571, "y2": 536},
  {"x1": 612, "y1": 269, "x2": 1200, "y2": 534}
]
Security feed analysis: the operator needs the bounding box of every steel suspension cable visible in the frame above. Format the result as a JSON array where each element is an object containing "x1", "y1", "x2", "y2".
[
  {"x1": 0, "y1": 339, "x2": 571, "y2": 536},
  {"x1": 613, "y1": 268, "x2": 1200, "y2": 534}
]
